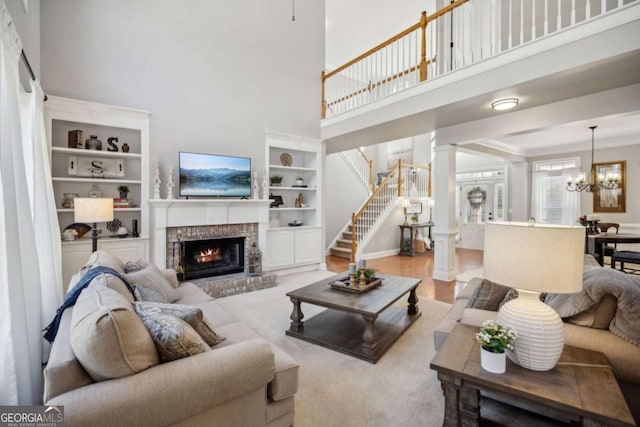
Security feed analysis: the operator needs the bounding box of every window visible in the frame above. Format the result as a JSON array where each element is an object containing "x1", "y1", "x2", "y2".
[{"x1": 531, "y1": 159, "x2": 580, "y2": 225}]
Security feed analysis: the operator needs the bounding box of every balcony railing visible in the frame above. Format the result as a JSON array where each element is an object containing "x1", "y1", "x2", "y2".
[{"x1": 322, "y1": 0, "x2": 637, "y2": 119}]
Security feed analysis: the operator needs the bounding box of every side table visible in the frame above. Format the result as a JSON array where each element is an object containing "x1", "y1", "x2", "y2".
[
  {"x1": 399, "y1": 222, "x2": 434, "y2": 256},
  {"x1": 430, "y1": 324, "x2": 634, "y2": 427}
]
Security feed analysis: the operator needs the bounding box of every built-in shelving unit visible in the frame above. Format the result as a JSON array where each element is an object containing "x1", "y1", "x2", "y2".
[
  {"x1": 45, "y1": 96, "x2": 151, "y2": 287},
  {"x1": 265, "y1": 132, "x2": 324, "y2": 270}
]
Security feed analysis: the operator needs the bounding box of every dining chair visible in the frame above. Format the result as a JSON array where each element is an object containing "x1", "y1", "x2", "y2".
[{"x1": 598, "y1": 222, "x2": 620, "y2": 264}]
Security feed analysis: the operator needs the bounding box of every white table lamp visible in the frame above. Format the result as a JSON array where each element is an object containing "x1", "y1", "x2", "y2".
[
  {"x1": 484, "y1": 222, "x2": 584, "y2": 371},
  {"x1": 427, "y1": 198, "x2": 435, "y2": 223},
  {"x1": 401, "y1": 198, "x2": 412, "y2": 225},
  {"x1": 74, "y1": 198, "x2": 114, "y2": 252}
]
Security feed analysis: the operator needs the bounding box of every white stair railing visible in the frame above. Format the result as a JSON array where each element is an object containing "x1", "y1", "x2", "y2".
[
  {"x1": 340, "y1": 148, "x2": 373, "y2": 192},
  {"x1": 351, "y1": 167, "x2": 400, "y2": 260},
  {"x1": 322, "y1": 0, "x2": 637, "y2": 118},
  {"x1": 401, "y1": 163, "x2": 431, "y2": 199}
]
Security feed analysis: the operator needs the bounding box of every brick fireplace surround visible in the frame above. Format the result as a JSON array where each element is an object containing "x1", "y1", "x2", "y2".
[{"x1": 149, "y1": 199, "x2": 276, "y2": 297}]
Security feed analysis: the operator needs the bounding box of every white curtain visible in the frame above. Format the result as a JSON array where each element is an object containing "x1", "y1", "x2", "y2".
[
  {"x1": 0, "y1": 1, "x2": 62, "y2": 405},
  {"x1": 531, "y1": 169, "x2": 580, "y2": 225},
  {"x1": 21, "y1": 82, "x2": 64, "y2": 360}
]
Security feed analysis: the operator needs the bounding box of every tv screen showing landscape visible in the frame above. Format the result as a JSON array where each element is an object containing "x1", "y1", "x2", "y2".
[{"x1": 179, "y1": 152, "x2": 251, "y2": 198}]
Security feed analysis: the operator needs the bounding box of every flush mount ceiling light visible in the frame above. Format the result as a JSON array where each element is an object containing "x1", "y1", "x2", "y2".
[{"x1": 491, "y1": 98, "x2": 519, "y2": 111}]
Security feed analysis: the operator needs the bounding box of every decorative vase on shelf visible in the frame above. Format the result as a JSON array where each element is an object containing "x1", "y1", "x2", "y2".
[
  {"x1": 85, "y1": 135, "x2": 102, "y2": 151},
  {"x1": 480, "y1": 347, "x2": 506, "y2": 374}
]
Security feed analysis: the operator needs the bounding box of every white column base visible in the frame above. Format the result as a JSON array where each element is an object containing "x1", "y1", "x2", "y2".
[{"x1": 433, "y1": 230, "x2": 457, "y2": 281}]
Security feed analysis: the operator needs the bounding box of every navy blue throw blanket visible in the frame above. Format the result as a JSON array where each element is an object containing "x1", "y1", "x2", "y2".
[{"x1": 43, "y1": 266, "x2": 136, "y2": 343}]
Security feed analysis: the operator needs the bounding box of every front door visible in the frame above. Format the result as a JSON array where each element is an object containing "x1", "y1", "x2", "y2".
[{"x1": 457, "y1": 180, "x2": 506, "y2": 250}]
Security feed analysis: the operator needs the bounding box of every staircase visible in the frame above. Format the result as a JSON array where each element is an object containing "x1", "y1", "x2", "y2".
[{"x1": 329, "y1": 160, "x2": 430, "y2": 261}]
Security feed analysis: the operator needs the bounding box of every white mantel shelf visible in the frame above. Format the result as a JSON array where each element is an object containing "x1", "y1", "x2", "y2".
[
  {"x1": 149, "y1": 199, "x2": 272, "y2": 207},
  {"x1": 148, "y1": 198, "x2": 271, "y2": 268}
]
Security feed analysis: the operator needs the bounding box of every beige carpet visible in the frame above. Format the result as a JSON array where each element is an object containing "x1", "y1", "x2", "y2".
[{"x1": 215, "y1": 270, "x2": 452, "y2": 427}]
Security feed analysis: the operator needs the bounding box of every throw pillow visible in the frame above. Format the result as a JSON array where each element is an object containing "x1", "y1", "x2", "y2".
[
  {"x1": 466, "y1": 279, "x2": 513, "y2": 311},
  {"x1": 565, "y1": 294, "x2": 617, "y2": 329},
  {"x1": 125, "y1": 262, "x2": 178, "y2": 303},
  {"x1": 133, "y1": 302, "x2": 225, "y2": 346},
  {"x1": 134, "y1": 305, "x2": 210, "y2": 362},
  {"x1": 133, "y1": 285, "x2": 170, "y2": 303},
  {"x1": 70, "y1": 285, "x2": 159, "y2": 381},
  {"x1": 124, "y1": 259, "x2": 149, "y2": 273},
  {"x1": 499, "y1": 288, "x2": 520, "y2": 308}
]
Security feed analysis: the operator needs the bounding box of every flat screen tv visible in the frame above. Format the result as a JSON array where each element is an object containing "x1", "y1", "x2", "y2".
[{"x1": 179, "y1": 152, "x2": 251, "y2": 198}]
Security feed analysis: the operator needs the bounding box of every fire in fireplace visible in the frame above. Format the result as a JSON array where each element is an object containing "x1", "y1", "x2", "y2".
[{"x1": 181, "y1": 237, "x2": 245, "y2": 280}]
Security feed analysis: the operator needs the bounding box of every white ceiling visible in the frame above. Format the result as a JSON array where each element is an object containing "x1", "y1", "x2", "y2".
[{"x1": 324, "y1": 0, "x2": 640, "y2": 159}]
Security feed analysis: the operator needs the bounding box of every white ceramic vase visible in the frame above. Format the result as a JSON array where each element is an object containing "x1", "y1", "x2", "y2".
[{"x1": 480, "y1": 347, "x2": 506, "y2": 374}]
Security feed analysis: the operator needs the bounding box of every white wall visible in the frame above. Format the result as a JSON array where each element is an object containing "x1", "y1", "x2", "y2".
[
  {"x1": 324, "y1": 153, "x2": 369, "y2": 246},
  {"x1": 6, "y1": 0, "x2": 40, "y2": 88},
  {"x1": 40, "y1": 0, "x2": 325, "y2": 192},
  {"x1": 530, "y1": 143, "x2": 640, "y2": 226}
]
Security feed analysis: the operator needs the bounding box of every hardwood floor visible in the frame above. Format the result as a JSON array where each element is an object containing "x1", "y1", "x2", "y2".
[{"x1": 325, "y1": 248, "x2": 483, "y2": 304}]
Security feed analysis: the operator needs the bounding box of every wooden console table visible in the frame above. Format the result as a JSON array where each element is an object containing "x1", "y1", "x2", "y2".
[
  {"x1": 430, "y1": 324, "x2": 634, "y2": 427},
  {"x1": 399, "y1": 222, "x2": 434, "y2": 256}
]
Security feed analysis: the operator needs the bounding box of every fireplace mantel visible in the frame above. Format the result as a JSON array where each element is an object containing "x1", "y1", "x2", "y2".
[{"x1": 149, "y1": 198, "x2": 271, "y2": 268}]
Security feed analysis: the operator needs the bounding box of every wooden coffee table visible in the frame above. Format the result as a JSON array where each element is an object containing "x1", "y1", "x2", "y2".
[
  {"x1": 430, "y1": 324, "x2": 635, "y2": 427},
  {"x1": 285, "y1": 272, "x2": 421, "y2": 363}
]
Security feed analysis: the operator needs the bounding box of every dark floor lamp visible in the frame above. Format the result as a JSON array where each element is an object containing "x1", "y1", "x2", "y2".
[{"x1": 74, "y1": 198, "x2": 114, "y2": 252}]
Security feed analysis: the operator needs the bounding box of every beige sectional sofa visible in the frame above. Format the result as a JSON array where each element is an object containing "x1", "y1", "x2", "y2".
[
  {"x1": 434, "y1": 255, "x2": 640, "y2": 422},
  {"x1": 44, "y1": 250, "x2": 297, "y2": 427}
]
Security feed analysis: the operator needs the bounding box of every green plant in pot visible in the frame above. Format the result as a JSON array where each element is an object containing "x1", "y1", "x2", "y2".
[
  {"x1": 270, "y1": 175, "x2": 283, "y2": 186},
  {"x1": 411, "y1": 213, "x2": 419, "y2": 223},
  {"x1": 117, "y1": 184, "x2": 130, "y2": 199},
  {"x1": 356, "y1": 267, "x2": 377, "y2": 283}
]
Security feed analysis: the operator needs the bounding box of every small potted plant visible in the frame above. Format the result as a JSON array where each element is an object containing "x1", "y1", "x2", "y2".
[
  {"x1": 270, "y1": 175, "x2": 283, "y2": 186},
  {"x1": 475, "y1": 320, "x2": 516, "y2": 373},
  {"x1": 356, "y1": 267, "x2": 377, "y2": 283},
  {"x1": 117, "y1": 184, "x2": 130, "y2": 199},
  {"x1": 295, "y1": 177, "x2": 304, "y2": 186},
  {"x1": 411, "y1": 213, "x2": 419, "y2": 223}
]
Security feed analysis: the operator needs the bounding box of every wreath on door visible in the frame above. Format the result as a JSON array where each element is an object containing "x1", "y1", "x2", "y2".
[{"x1": 467, "y1": 186, "x2": 486, "y2": 209}]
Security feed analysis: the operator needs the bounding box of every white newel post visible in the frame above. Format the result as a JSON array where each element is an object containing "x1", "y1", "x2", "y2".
[{"x1": 432, "y1": 144, "x2": 458, "y2": 281}]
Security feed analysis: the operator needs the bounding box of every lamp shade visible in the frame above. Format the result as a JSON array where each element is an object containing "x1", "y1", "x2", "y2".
[
  {"x1": 401, "y1": 198, "x2": 412, "y2": 208},
  {"x1": 74, "y1": 198, "x2": 114, "y2": 223},
  {"x1": 484, "y1": 222, "x2": 584, "y2": 294}
]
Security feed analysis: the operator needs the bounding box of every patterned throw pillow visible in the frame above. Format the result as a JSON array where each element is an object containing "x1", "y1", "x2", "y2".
[
  {"x1": 125, "y1": 263, "x2": 178, "y2": 302},
  {"x1": 124, "y1": 259, "x2": 149, "y2": 273},
  {"x1": 467, "y1": 279, "x2": 513, "y2": 311},
  {"x1": 133, "y1": 285, "x2": 170, "y2": 303},
  {"x1": 133, "y1": 302, "x2": 225, "y2": 346},
  {"x1": 134, "y1": 304, "x2": 210, "y2": 362}
]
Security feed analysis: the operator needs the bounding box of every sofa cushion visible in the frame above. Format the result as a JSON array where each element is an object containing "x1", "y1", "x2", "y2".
[
  {"x1": 134, "y1": 304, "x2": 211, "y2": 362},
  {"x1": 70, "y1": 285, "x2": 159, "y2": 381},
  {"x1": 215, "y1": 322, "x2": 299, "y2": 400},
  {"x1": 565, "y1": 293, "x2": 617, "y2": 329},
  {"x1": 434, "y1": 299, "x2": 464, "y2": 351},
  {"x1": 83, "y1": 249, "x2": 126, "y2": 275},
  {"x1": 133, "y1": 301, "x2": 225, "y2": 346},
  {"x1": 460, "y1": 307, "x2": 498, "y2": 328},
  {"x1": 43, "y1": 309, "x2": 94, "y2": 402},
  {"x1": 68, "y1": 250, "x2": 129, "y2": 296},
  {"x1": 125, "y1": 262, "x2": 178, "y2": 303},
  {"x1": 174, "y1": 282, "x2": 215, "y2": 305},
  {"x1": 467, "y1": 279, "x2": 512, "y2": 311}
]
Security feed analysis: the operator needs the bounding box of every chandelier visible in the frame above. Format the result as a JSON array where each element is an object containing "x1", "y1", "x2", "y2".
[{"x1": 566, "y1": 126, "x2": 620, "y2": 193}]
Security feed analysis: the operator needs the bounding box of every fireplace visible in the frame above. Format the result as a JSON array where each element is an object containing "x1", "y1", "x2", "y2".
[{"x1": 180, "y1": 237, "x2": 245, "y2": 280}]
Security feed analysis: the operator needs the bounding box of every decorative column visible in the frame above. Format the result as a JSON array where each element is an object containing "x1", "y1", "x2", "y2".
[{"x1": 432, "y1": 144, "x2": 458, "y2": 281}]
